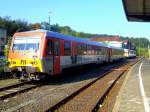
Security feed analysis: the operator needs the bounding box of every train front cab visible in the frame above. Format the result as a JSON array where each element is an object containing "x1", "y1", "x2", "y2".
[{"x1": 8, "y1": 32, "x2": 44, "y2": 79}]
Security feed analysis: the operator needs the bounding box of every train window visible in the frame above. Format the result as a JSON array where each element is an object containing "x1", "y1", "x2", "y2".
[
  {"x1": 77, "y1": 44, "x2": 86, "y2": 55},
  {"x1": 97, "y1": 47, "x2": 101, "y2": 55},
  {"x1": 102, "y1": 47, "x2": 106, "y2": 55},
  {"x1": 95, "y1": 46, "x2": 98, "y2": 55},
  {"x1": 46, "y1": 39, "x2": 53, "y2": 55},
  {"x1": 92, "y1": 46, "x2": 96, "y2": 55},
  {"x1": 99, "y1": 47, "x2": 104, "y2": 55},
  {"x1": 87, "y1": 45, "x2": 92, "y2": 55},
  {"x1": 54, "y1": 41, "x2": 60, "y2": 56},
  {"x1": 64, "y1": 41, "x2": 71, "y2": 55},
  {"x1": 12, "y1": 37, "x2": 40, "y2": 51},
  {"x1": 77, "y1": 44, "x2": 82, "y2": 55},
  {"x1": 83, "y1": 44, "x2": 87, "y2": 55}
]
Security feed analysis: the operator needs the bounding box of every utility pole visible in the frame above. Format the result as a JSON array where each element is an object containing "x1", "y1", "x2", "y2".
[
  {"x1": 49, "y1": 11, "x2": 51, "y2": 31},
  {"x1": 148, "y1": 44, "x2": 150, "y2": 60}
]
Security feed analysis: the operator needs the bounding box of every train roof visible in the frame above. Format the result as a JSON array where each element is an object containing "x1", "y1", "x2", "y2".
[
  {"x1": 15, "y1": 29, "x2": 124, "y2": 50},
  {"x1": 47, "y1": 31, "x2": 109, "y2": 47},
  {"x1": 21, "y1": 29, "x2": 108, "y2": 47}
]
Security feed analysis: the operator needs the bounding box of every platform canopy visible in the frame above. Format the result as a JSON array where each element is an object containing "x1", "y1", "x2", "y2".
[{"x1": 123, "y1": 0, "x2": 150, "y2": 22}]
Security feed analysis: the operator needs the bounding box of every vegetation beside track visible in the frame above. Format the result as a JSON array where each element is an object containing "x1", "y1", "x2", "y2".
[
  {"x1": 0, "y1": 65, "x2": 12, "y2": 80},
  {"x1": 0, "y1": 66, "x2": 3, "y2": 73}
]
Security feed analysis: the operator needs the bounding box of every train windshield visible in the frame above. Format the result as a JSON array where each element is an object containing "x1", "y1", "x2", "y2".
[{"x1": 12, "y1": 36, "x2": 41, "y2": 51}]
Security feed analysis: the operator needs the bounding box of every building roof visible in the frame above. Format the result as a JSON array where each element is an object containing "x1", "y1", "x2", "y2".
[
  {"x1": 122, "y1": 0, "x2": 150, "y2": 22},
  {"x1": 90, "y1": 36, "x2": 122, "y2": 42}
]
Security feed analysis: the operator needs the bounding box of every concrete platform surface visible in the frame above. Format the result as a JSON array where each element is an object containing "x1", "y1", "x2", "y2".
[{"x1": 113, "y1": 58, "x2": 150, "y2": 112}]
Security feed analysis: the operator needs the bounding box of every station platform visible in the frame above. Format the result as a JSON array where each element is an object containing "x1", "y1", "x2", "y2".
[{"x1": 113, "y1": 58, "x2": 150, "y2": 112}]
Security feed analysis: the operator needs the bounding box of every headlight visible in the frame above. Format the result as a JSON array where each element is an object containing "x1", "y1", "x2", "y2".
[
  {"x1": 34, "y1": 61, "x2": 38, "y2": 65},
  {"x1": 31, "y1": 61, "x2": 38, "y2": 65}
]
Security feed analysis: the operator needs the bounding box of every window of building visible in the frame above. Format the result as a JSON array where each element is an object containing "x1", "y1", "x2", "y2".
[{"x1": 64, "y1": 41, "x2": 71, "y2": 55}]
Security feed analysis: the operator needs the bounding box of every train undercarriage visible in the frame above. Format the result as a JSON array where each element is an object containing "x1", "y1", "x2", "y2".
[{"x1": 8, "y1": 66, "x2": 45, "y2": 81}]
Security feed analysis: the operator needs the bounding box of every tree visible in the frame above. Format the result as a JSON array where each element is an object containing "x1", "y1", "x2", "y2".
[
  {"x1": 4, "y1": 36, "x2": 12, "y2": 58},
  {"x1": 31, "y1": 23, "x2": 41, "y2": 30},
  {"x1": 41, "y1": 22, "x2": 50, "y2": 30},
  {"x1": 0, "y1": 16, "x2": 31, "y2": 36}
]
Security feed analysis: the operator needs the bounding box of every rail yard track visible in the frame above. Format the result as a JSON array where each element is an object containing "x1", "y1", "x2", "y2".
[
  {"x1": 47, "y1": 58, "x2": 142, "y2": 112},
  {"x1": 0, "y1": 80, "x2": 42, "y2": 100}
]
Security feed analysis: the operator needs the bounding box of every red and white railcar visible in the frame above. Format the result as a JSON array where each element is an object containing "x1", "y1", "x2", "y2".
[{"x1": 8, "y1": 30, "x2": 124, "y2": 79}]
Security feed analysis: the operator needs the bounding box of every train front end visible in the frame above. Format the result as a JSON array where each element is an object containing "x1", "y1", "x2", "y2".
[{"x1": 8, "y1": 32, "x2": 44, "y2": 79}]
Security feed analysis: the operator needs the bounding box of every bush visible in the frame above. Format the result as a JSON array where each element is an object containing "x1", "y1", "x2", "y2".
[{"x1": 137, "y1": 47, "x2": 149, "y2": 57}]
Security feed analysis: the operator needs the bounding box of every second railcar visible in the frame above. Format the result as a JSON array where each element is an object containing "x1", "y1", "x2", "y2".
[{"x1": 124, "y1": 49, "x2": 136, "y2": 58}]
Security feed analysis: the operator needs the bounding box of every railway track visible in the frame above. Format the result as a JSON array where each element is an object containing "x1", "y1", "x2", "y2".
[
  {"x1": 46, "y1": 58, "x2": 142, "y2": 112},
  {"x1": 0, "y1": 80, "x2": 41, "y2": 100}
]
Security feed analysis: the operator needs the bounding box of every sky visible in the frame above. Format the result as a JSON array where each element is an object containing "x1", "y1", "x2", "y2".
[{"x1": 1, "y1": 0, "x2": 150, "y2": 39}]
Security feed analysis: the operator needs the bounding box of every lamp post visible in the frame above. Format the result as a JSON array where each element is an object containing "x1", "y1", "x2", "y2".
[
  {"x1": 148, "y1": 44, "x2": 150, "y2": 60},
  {"x1": 49, "y1": 11, "x2": 51, "y2": 31}
]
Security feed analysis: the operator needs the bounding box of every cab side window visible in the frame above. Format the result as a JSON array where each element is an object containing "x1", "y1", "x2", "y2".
[
  {"x1": 54, "y1": 41, "x2": 60, "y2": 56},
  {"x1": 46, "y1": 39, "x2": 53, "y2": 55},
  {"x1": 64, "y1": 41, "x2": 71, "y2": 55}
]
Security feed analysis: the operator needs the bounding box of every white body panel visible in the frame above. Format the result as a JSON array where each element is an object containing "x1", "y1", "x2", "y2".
[{"x1": 60, "y1": 55, "x2": 107, "y2": 70}]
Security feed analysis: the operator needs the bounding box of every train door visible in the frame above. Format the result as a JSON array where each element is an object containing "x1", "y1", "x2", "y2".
[
  {"x1": 45, "y1": 38, "x2": 53, "y2": 74},
  {"x1": 53, "y1": 39, "x2": 61, "y2": 74}
]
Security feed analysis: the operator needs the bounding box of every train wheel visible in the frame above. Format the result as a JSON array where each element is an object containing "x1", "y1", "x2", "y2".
[{"x1": 12, "y1": 71, "x2": 20, "y2": 79}]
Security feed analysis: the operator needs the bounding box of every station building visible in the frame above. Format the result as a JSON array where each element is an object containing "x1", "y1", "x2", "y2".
[{"x1": 0, "y1": 29, "x2": 7, "y2": 56}]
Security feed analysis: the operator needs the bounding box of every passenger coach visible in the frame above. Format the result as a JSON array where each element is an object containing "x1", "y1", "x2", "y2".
[{"x1": 8, "y1": 30, "x2": 124, "y2": 79}]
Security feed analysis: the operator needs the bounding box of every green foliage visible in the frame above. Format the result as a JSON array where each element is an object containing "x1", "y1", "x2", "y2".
[
  {"x1": 4, "y1": 37, "x2": 12, "y2": 58},
  {"x1": 0, "y1": 16, "x2": 31, "y2": 36},
  {"x1": 41, "y1": 22, "x2": 94, "y2": 38},
  {"x1": 120, "y1": 36, "x2": 150, "y2": 57},
  {"x1": 0, "y1": 66, "x2": 4, "y2": 74},
  {"x1": 4, "y1": 47, "x2": 8, "y2": 58},
  {"x1": 0, "y1": 16, "x2": 94, "y2": 38},
  {"x1": 121, "y1": 37, "x2": 149, "y2": 48},
  {"x1": 51, "y1": 24, "x2": 94, "y2": 38},
  {"x1": 136, "y1": 47, "x2": 149, "y2": 58}
]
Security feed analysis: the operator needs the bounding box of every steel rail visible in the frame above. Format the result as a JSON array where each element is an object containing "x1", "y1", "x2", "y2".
[
  {"x1": 0, "y1": 81, "x2": 41, "y2": 100},
  {"x1": 46, "y1": 58, "x2": 141, "y2": 112}
]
